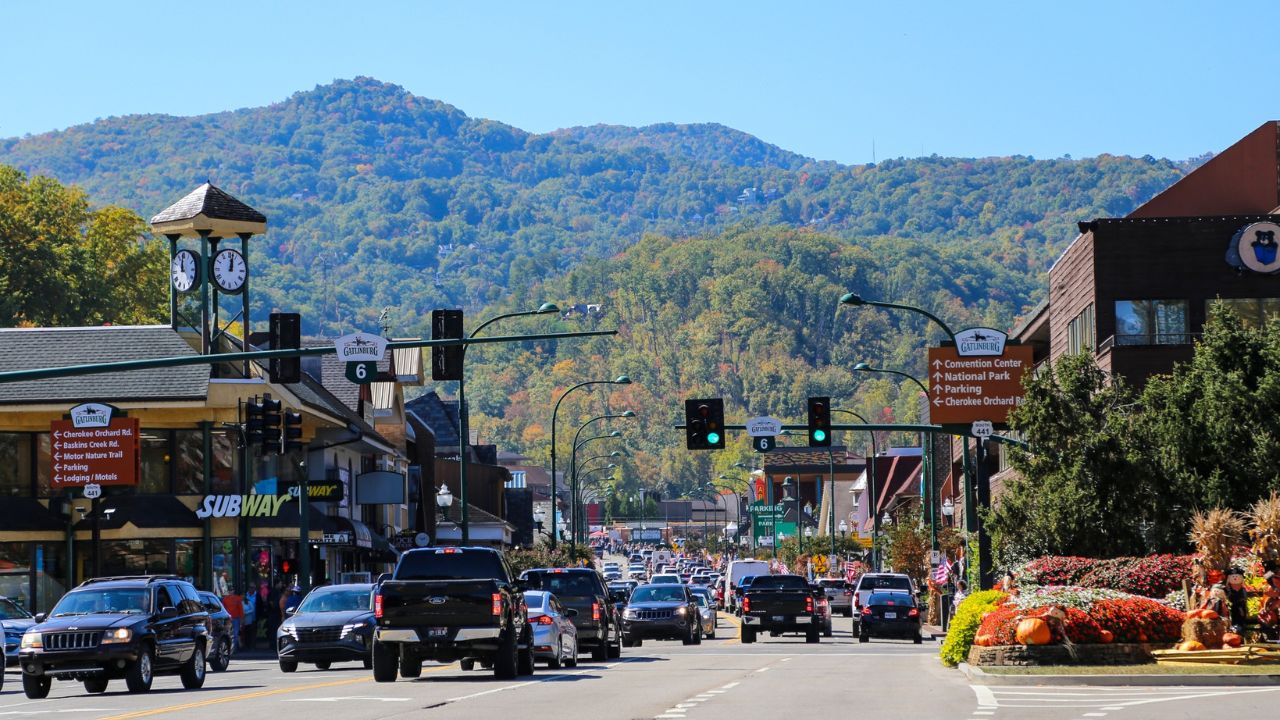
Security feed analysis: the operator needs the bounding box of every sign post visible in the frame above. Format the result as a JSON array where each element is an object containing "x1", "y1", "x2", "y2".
[
  {"x1": 51, "y1": 404, "x2": 140, "y2": 490},
  {"x1": 746, "y1": 416, "x2": 781, "y2": 454},
  {"x1": 334, "y1": 333, "x2": 388, "y2": 386}
]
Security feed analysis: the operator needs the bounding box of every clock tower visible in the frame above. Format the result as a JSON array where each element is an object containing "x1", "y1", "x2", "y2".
[{"x1": 150, "y1": 183, "x2": 267, "y2": 375}]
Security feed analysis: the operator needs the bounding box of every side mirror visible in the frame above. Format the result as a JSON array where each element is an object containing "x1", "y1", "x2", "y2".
[
  {"x1": 285, "y1": 606, "x2": 297, "y2": 617},
  {"x1": 34, "y1": 613, "x2": 46, "y2": 623},
  {"x1": 160, "y1": 606, "x2": 180, "y2": 619},
  {"x1": 564, "y1": 608, "x2": 578, "y2": 618}
]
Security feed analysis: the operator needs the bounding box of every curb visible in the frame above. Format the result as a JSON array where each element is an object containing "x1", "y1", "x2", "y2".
[{"x1": 960, "y1": 662, "x2": 1280, "y2": 687}]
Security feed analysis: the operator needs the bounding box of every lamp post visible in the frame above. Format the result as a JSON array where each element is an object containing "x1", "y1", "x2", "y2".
[
  {"x1": 834, "y1": 408, "x2": 880, "y2": 570},
  {"x1": 574, "y1": 462, "x2": 617, "y2": 532},
  {"x1": 458, "y1": 303, "x2": 559, "y2": 543},
  {"x1": 549, "y1": 375, "x2": 631, "y2": 548},
  {"x1": 942, "y1": 497, "x2": 955, "y2": 527},
  {"x1": 852, "y1": 362, "x2": 938, "y2": 559},
  {"x1": 571, "y1": 420, "x2": 629, "y2": 546},
  {"x1": 436, "y1": 484, "x2": 454, "y2": 540},
  {"x1": 782, "y1": 476, "x2": 800, "y2": 558},
  {"x1": 838, "y1": 520, "x2": 848, "y2": 540}
]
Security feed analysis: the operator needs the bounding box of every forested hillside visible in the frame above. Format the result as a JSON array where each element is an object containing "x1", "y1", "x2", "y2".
[{"x1": 0, "y1": 77, "x2": 1193, "y2": 340}]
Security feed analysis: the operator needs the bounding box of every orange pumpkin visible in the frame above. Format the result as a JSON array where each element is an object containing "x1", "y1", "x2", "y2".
[
  {"x1": 1016, "y1": 617, "x2": 1052, "y2": 645},
  {"x1": 1138, "y1": 632, "x2": 1149, "y2": 642},
  {"x1": 1099, "y1": 629, "x2": 1114, "y2": 643},
  {"x1": 1222, "y1": 632, "x2": 1242, "y2": 648},
  {"x1": 1179, "y1": 640, "x2": 1206, "y2": 652},
  {"x1": 973, "y1": 633, "x2": 992, "y2": 647}
]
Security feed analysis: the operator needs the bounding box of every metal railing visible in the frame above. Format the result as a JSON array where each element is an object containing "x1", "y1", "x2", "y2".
[{"x1": 1098, "y1": 333, "x2": 1199, "y2": 351}]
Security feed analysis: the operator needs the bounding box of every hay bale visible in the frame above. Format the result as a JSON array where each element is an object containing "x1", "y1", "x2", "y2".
[{"x1": 1181, "y1": 616, "x2": 1227, "y2": 648}]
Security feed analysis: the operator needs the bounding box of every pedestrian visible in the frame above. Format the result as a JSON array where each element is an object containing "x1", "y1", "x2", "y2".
[
  {"x1": 265, "y1": 581, "x2": 283, "y2": 645},
  {"x1": 282, "y1": 583, "x2": 303, "y2": 616},
  {"x1": 221, "y1": 590, "x2": 244, "y2": 653},
  {"x1": 952, "y1": 580, "x2": 968, "y2": 613},
  {"x1": 241, "y1": 587, "x2": 258, "y2": 651}
]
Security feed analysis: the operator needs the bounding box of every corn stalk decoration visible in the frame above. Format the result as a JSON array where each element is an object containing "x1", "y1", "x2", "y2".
[
  {"x1": 1249, "y1": 492, "x2": 1280, "y2": 573},
  {"x1": 1188, "y1": 508, "x2": 1246, "y2": 584}
]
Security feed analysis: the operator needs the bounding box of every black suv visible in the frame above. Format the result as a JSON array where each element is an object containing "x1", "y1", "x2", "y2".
[
  {"x1": 520, "y1": 568, "x2": 622, "y2": 660},
  {"x1": 17, "y1": 576, "x2": 210, "y2": 698}
]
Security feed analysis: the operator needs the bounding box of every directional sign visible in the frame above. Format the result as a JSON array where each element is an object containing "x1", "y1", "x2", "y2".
[
  {"x1": 927, "y1": 345, "x2": 1033, "y2": 425},
  {"x1": 345, "y1": 360, "x2": 377, "y2": 384},
  {"x1": 752, "y1": 435, "x2": 776, "y2": 453},
  {"x1": 745, "y1": 416, "x2": 783, "y2": 437},
  {"x1": 50, "y1": 417, "x2": 140, "y2": 488},
  {"x1": 83, "y1": 483, "x2": 102, "y2": 499},
  {"x1": 970, "y1": 420, "x2": 994, "y2": 438}
]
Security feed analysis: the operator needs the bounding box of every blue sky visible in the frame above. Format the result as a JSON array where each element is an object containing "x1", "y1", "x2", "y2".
[{"x1": 3, "y1": 1, "x2": 1277, "y2": 164}]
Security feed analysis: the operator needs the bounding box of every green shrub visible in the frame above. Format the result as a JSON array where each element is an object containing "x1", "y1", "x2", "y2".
[{"x1": 939, "y1": 589, "x2": 1007, "y2": 667}]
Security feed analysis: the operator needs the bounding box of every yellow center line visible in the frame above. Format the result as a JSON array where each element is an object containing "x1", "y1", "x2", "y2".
[
  {"x1": 97, "y1": 665, "x2": 454, "y2": 720},
  {"x1": 723, "y1": 613, "x2": 743, "y2": 644}
]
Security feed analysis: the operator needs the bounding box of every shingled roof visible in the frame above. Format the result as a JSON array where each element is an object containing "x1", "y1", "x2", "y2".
[
  {"x1": 0, "y1": 326, "x2": 209, "y2": 405},
  {"x1": 405, "y1": 391, "x2": 461, "y2": 448},
  {"x1": 150, "y1": 183, "x2": 266, "y2": 225}
]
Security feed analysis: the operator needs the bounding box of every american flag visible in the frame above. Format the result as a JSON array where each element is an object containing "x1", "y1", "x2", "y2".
[
  {"x1": 933, "y1": 558, "x2": 950, "y2": 585},
  {"x1": 779, "y1": 563, "x2": 789, "y2": 575}
]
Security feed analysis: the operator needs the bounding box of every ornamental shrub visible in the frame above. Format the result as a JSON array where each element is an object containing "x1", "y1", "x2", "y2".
[
  {"x1": 1088, "y1": 597, "x2": 1183, "y2": 643},
  {"x1": 1077, "y1": 555, "x2": 1192, "y2": 598},
  {"x1": 1016, "y1": 556, "x2": 1096, "y2": 586},
  {"x1": 939, "y1": 589, "x2": 1008, "y2": 667},
  {"x1": 977, "y1": 605, "x2": 1104, "y2": 645}
]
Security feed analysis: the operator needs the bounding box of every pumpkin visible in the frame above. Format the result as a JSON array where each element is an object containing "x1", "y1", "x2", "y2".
[
  {"x1": 974, "y1": 633, "x2": 992, "y2": 647},
  {"x1": 1201, "y1": 609, "x2": 1219, "y2": 620},
  {"x1": 1016, "y1": 617, "x2": 1052, "y2": 645},
  {"x1": 1138, "y1": 632, "x2": 1149, "y2": 642},
  {"x1": 1099, "y1": 629, "x2": 1114, "y2": 643},
  {"x1": 1179, "y1": 640, "x2": 1207, "y2": 652},
  {"x1": 1222, "y1": 632, "x2": 1242, "y2": 648}
]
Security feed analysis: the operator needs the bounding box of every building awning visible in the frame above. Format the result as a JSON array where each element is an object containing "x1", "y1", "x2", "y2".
[
  {"x1": 75, "y1": 495, "x2": 200, "y2": 531},
  {"x1": 0, "y1": 498, "x2": 66, "y2": 536},
  {"x1": 321, "y1": 516, "x2": 399, "y2": 562}
]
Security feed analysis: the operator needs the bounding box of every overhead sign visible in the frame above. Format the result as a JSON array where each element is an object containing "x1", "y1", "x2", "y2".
[
  {"x1": 334, "y1": 332, "x2": 388, "y2": 363},
  {"x1": 1227, "y1": 222, "x2": 1280, "y2": 274},
  {"x1": 927, "y1": 345, "x2": 1033, "y2": 425},
  {"x1": 69, "y1": 403, "x2": 116, "y2": 428},
  {"x1": 752, "y1": 435, "x2": 776, "y2": 453},
  {"x1": 745, "y1": 416, "x2": 783, "y2": 437},
  {"x1": 321, "y1": 531, "x2": 353, "y2": 545},
  {"x1": 345, "y1": 361, "x2": 377, "y2": 384},
  {"x1": 355, "y1": 471, "x2": 406, "y2": 505},
  {"x1": 970, "y1": 420, "x2": 994, "y2": 438},
  {"x1": 954, "y1": 328, "x2": 1008, "y2": 357},
  {"x1": 50, "y1": 416, "x2": 140, "y2": 488}
]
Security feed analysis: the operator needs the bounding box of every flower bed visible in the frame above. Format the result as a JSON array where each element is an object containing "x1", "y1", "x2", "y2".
[
  {"x1": 1015, "y1": 555, "x2": 1192, "y2": 598},
  {"x1": 939, "y1": 590, "x2": 1008, "y2": 667}
]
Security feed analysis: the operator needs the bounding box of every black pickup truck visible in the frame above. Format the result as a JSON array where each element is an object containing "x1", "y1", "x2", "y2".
[
  {"x1": 739, "y1": 574, "x2": 820, "y2": 644},
  {"x1": 373, "y1": 547, "x2": 533, "y2": 680}
]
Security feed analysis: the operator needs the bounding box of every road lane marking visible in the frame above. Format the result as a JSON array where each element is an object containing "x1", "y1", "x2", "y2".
[
  {"x1": 283, "y1": 696, "x2": 410, "y2": 702},
  {"x1": 442, "y1": 657, "x2": 639, "y2": 704},
  {"x1": 972, "y1": 685, "x2": 997, "y2": 708},
  {"x1": 96, "y1": 676, "x2": 373, "y2": 720}
]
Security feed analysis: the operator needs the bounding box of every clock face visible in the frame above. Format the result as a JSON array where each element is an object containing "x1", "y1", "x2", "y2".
[
  {"x1": 211, "y1": 248, "x2": 248, "y2": 294},
  {"x1": 170, "y1": 250, "x2": 199, "y2": 293}
]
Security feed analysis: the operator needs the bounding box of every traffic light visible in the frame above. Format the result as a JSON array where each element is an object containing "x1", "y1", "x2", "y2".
[
  {"x1": 269, "y1": 312, "x2": 301, "y2": 384},
  {"x1": 431, "y1": 309, "x2": 464, "y2": 381},
  {"x1": 685, "y1": 398, "x2": 725, "y2": 450},
  {"x1": 261, "y1": 393, "x2": 282, "y2": 452},
  {"x1": 807, "y1": 396, "x2": 831, "y2": 447},
  {"x1": 244, "y1": 397, "x2": 265, "y2": 447},
  {"x1": 283, "y1": 409, "x2": 304, "y2": 453}
]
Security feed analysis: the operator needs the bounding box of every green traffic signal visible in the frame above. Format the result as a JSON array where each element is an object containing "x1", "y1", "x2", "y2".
[
  {"x1": 707, "y1": 431, "x2": 721, "y2": 445},
  {"x1": 812, "y1": 429, "x2": 826, "y2": 443}
]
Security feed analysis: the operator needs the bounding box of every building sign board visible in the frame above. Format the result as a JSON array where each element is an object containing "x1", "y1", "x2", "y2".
[
  {"x1": 50, "y1": 417, "x2": 140, "y2": 488},
  {"x1": 195, "y1": 494, "x2": 292, "y2": 518},
  {"x1": 69, "y1": 403, "x2": 116, "y2": 428},
  {"x1": 1227, "y1": 222, "x2": 1280, "y2": 274},
  {"x1": 954, "y1": 328, "x2": 1008, "y2": 357},
  {"x1": 927, "y1": 345, "x2": 1033, "y2": 425}
]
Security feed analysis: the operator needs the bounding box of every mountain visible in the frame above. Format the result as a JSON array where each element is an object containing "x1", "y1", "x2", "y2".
[{"x1": 0, "y1": 77, "x2": 1195, "y2": 340}]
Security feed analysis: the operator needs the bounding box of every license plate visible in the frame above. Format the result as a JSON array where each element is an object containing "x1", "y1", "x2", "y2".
[
  {"x1": 427, "y1": 627, "x2": 448, "y2": 638},
  {"x1": 883, "y1": 612, "x2": 897, "y2": 619},
  {"x1": 772, "y1": 615, "x2": 786, "y2": 622}
]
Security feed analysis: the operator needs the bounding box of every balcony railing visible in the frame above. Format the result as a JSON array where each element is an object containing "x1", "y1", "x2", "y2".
[{"x1": 1098, "y1": 333, "x2": 1200, "y2": 351}]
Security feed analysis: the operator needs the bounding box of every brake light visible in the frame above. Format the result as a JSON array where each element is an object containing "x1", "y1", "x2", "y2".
[
  {"x1": 862, "y1": 606, "x2": 872, "y2": 616},
  {"x1": 375, "y1": 593, "x2": 383, "y2": 619},
  {"x1": 854, "y1": 592, "x2": 860, "y2": 607},
  {"x1": 805, "y1": 596, "x2": 814, "y2": 614},
  {"x1": 908, "y1": 608, "x2": 919, "y2": 618},
  {"x1": 742, "y1": 597, "x2": 750, "y2": 613},
  {"x1": 534, "y1": 614, "x2": 555, "y2": 625},
  {"x1": 592, "y1": 602, "x2": 601, "y2": 621},
  {"x1": 492, "y1": 593, "x2": 503, "y2": 616}
]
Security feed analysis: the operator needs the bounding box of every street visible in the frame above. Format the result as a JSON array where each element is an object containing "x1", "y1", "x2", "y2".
[{"x1": 5, "y1": 615, "x2": 1277, "y2": 720}]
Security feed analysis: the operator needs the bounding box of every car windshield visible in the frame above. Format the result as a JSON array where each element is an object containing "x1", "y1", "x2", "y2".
[
  {"x1": 631, "y1": 586, "x2": 686, "y2": 603},
  {"x1": 868, "y1": 592, "x2": 914, "y2": 607},
  {"x1": 817, "y1": 580, "x2": 846, "y2": 589},
  {"x1": 527, "y1": 573, "x2": 599, "y2": 597},
  {"x1": 861, "y1": 576, "x2": 912, "y2": 592},
  {"x1": 748, "y1": 575, "x2": 810, "y2": 590},
  {"x1": 0, "y1": 597, "x2": 32, "y2": 619},
  {"x1": 650, "y1": 575, "x2": 679, "y2": 584},
  {"x1": 297, "y1": 589, "x2": 371, "y2": 613},
  {"x1": 692, "y1": 593, "x2": 710, "y2": 607},
  {"x1": 51, "y1": 589, "x2": 150, "y2": 616}
]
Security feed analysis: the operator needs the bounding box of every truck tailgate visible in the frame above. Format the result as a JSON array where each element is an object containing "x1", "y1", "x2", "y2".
[
  {"x1": 379, "y1": 579, "x2": 501, "y2": 627},
  {"x1": 747, "y1": 590, "x2": 810, "y2": 616}
]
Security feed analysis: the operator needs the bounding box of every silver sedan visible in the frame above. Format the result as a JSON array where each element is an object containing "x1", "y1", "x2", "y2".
[
  {"x1": 689, "y1": 587, "x2": 717, "y2": 639},
  {"x1": 525, "y1": 591, "x2": 578, "y2": 669}
]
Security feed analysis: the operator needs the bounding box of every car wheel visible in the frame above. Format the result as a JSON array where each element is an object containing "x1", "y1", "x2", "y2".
[
  {"x1": 279, "y1": 659, "x2": 298, "y2": 673},
  {"x1": 824, "y1": 622, "x2": 833, "y2": 638},
  {"x1": 23, "y1": 674, "x2": 51, "y2": 699},
  {"x1": 210, "y1": 637, "x2": 231, "y2": 672},
  {"x1": 859, "y1": 634, "x2": 869, "y2": 643},
  {"x1": 493, "y1": 629, "x2": 519, "y2": 680},
  {"x1": 125, "y1": 645, "x2": 155, "y2": 693},
  {"x1": 363, "y1": 656, "x2": 373, "y2": 670},
  {"x1": 315, "y1": 661, "x2": 332, "y2": 670},
  {"x1": 565, "y1": 643, "x2": 578, "y2": 668},
  {"x1": 460, "y1": 659, "x2": 475, "y2": 671},
  {"x1": 806, "y1": 628, "x2": 820, "y2": 644},
  {"x1": 548, "y1": 639, "x2": 563, "y2": 670},
  {"x1": 843, "y1": 608, "x2": 853, "y2": 618},
  {"x1": 707, "y1": 626, "x2": 716, "y2": 640},
  {"x1": 913, "y1": 632, "x2": 923, "y2": 644},
  {"x1": 741, "y1": 627, "x2": 755, "y2": 644},
  {"x1": 84, "y1": 677, "x2": 109, "y2": 693},
  {"x1": 400, "y1": 655, "x2": 422, "y2": 678},
  {"x1": 371, "y1": 639, "x2": 396, "y2": 683},
  {"x1": 180, "y1": 645, "x2": 207, "y2": 689},
  {"x1": 517, "y1": 637, "x2": 536, "y2": 676},
  {"x1": 590, "y1": 637, "x2": 608, "y2": 661},
  {"x1": 607, "y1": 626, "x2": 622, "y2": 659}
]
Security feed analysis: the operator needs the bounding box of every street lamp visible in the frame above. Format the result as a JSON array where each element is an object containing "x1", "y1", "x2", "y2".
[
  {"x1": 882, "y1": 511, "x2": 892, "y2": 527},
  {"x1": 437, "y1": 484, "x2": 454, "y2": 524},
  {"x1": 571, "y1": 421, "x2": 629, "y2": 545},
  {"x1": 549, "y1": 375, "x2": 632, "y2": 547},
  {"x1": 838, "y1": 520, "x2": 848, "y2": 540},
  {"x1": 942, "y1": 497, "x2": 955, "y2": 527},
  {"x1": 834, "y1": 408, "x2": 880, "y2": 570},
  {"x1": 458, "y1": 303, "x2": 559, "y2": 542},
  {"x1": 782, "y1": 476, "x2": 802, "y2": 556}
]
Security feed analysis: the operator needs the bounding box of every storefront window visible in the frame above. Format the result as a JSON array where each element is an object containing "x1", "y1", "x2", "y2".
[
  {"x1": 35, "y1": 433, "x2": 52, "y2": 497},
  {"x1": 100, "y1": 539, "x2": 171, "y2": 576},
  {"x1": 33, "y1": 543, "x2": 67, "y2": 613},
  {"x1": 212, "y1": 431, "x2": 238, "y2": 494},
  {"x1": 1115, "y1": 300, "x2": 1189, "y2": 346},
  {"x1": 211, "y1": 539, "x2": 237, "y2": 596},
  {"x1": 175, "y1": 539, "x2": 204, "y2": 587},
  {"x1": 0, "y1": 542, "x2": 33, "y2": 608},
  {"x1": 173, "y1": 431, "x2": 204, "y2": 495},
  {"x1": 1207, "y1": 298, "x2": 1280, "y2": 328},
  {"x1": 0, "y1": 433, "x2": 32, "y2": 497},
  {"x1": 139, "y1": 431, "x2": 171, "y2": 494}
]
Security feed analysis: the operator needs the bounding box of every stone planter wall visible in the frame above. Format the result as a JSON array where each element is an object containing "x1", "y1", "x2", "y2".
[{"x1": 968, "y1": 642, "x2": 1170, "y2": 667}]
